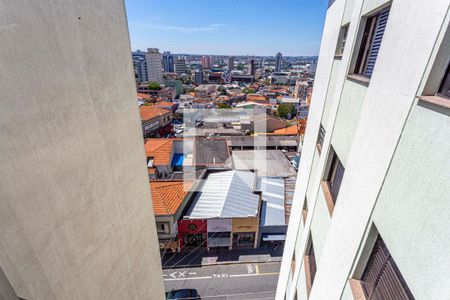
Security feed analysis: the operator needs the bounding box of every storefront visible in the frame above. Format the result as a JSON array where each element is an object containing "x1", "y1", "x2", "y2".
[
  {"x1": 178, "y1": 219, "x2": 207, "y2": 251},
  {"x1": 207, "y1": 219, "x2": 232, "y2": 250},
  {"x1": 231, "y1": 218, "x2": 259, "y2": 249}
]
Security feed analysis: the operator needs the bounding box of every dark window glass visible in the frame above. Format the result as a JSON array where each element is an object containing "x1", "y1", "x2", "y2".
[
  {"x1": 438, "y1": 61, "x2": 450, "y2": 98},
  {"x1": 327, "y1": 152, "x2": 345, "y2": 202}
]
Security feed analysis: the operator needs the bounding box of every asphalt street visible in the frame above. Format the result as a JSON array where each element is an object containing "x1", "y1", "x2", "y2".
[{"x1": 163, "y1": 262, "x2": 281, "y2": 300}]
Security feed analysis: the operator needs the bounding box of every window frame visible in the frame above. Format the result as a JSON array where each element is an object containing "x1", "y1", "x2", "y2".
[
  {"x1": 350, "y1": 234, "x2": 415, "y2": 300},
  {"x1": 351, "y1": 6, "x2": 391, "y2": 79},
  {"x1": 156, "y1": 222, "x2": 170, "y2": 234},
  {"x1": 304, "y1": 233, "x2": 317, "y2": 298},
  {"x1": 335, "y1": 24, "x2": 350, "y2": 58}
]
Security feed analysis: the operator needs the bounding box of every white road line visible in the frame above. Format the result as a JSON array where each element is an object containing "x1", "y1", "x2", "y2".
[
  {"x1": 164, "y1": 276, "x2": 212, "y2": 281},
  {"x1": 229, "y1": 273, "x2": 258, "y2": 278},
  {"x1": 188, "y1": 272, "x2": 196, "y2": 275}
]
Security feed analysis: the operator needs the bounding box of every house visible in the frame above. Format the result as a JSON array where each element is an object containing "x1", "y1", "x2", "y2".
[
  {"x1": 153, "y1": 101, "x2": 178, "y2": 112},
  {"x1": 144, "y1": 138, "x2": 174, "y2": 178},
  {"x1": 150, "y1": 181, "x2": 195, "y2": 251},
  {"x1": 140, "y1": 106, "x2": 172, "y2": 138}
]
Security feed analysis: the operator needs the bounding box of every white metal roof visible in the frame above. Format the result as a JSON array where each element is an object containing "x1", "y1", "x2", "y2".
[{"x1": 187, "y1": 170, "x2": 260, "y2": 219}]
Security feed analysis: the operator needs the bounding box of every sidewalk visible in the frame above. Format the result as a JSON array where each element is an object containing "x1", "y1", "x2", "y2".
[{"x1": 161, "y1": 245, "x2": 284, "y2": 269}]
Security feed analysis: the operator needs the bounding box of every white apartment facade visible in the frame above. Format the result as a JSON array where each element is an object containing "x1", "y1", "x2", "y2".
[
  {"x1": 146, "y1": 47, "x2": 163, "y2": 84},
  {"x1": 277, "y1": 0, "x2": 450, "y2": 299}
]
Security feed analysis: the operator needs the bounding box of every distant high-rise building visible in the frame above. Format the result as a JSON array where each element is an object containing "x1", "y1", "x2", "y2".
[
  {"x1": 275, "y1": 52, "x2": 282, "y2": 72},
  {"x1": 0, "y1": 1, "x2": 165, "y2": 298},
  {"x1": 194, "y1": 70, "x2": 204, "y2": 84},
  {"x1": 145, "y1": 48, "x2": 163, "y2": 83},
  {"x1": 308, "y1": 60, "x2": 317, "y2": 74},
  {"x1": 201, "y1": 56, "x2": 212, "y2": 69},
  {"x1": 248, "y1": 59, "x2": 256, "y2": 76},
  {"x1": 228, "y1": 56, "x2": 235, "y2": 71},
  {"x1": 132, "y1": 50, "x2": 148, "y2": 82},
  {"x1": 162, "y1": 51, "x2": 175, "y2": 73},
  {"x1": 175, "y1": 58, "x2": 187, "y2": 75}
]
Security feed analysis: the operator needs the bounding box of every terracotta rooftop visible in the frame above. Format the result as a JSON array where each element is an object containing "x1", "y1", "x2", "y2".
[
  {"x1": 140, "y1": 106, "x2": 171, "y2": 121},
  {"x1": 154, "y1": 101, "x2": 175, "y2": 107},
  {"x1": 137, "y1": 93, "x2": 152, "y2": 100},
  {"x1": 150, "y1": 181, "x2": 193, "y2": 216},
  {"x1": 144, "y1": 139, "x2": 173, "y2": 165},
  {"x1": 273, "y1": 125, "x2": 299, "y2": 135}
]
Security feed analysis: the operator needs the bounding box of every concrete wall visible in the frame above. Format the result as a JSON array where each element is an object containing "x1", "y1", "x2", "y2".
[
  {"x1": 277, "y1": 0, "x2": 450, "y2": 299},
  {"x1": 0, "y1": 1, "x2": 165, "y2": 299}
]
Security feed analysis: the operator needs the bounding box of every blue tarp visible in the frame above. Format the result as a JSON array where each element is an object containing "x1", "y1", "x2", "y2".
[{"x1": 171, "y1": 153, "x2": 184, "y2": 167}]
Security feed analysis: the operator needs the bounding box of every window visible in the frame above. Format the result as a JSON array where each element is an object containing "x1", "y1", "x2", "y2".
[
  {"x1": 316, "y1": 124, "x2": 326, "y2": 153},
  {"x1": 353, "y1": 7, "x2": 390, "y2": 78},
  {"x1": 335, "y1": 24, "x2": 349, "y2": 57},
  {"x1": 156, "y1": 222, "x2": 170, "y2": 234},
  {"x1": 304, "y1": 234, "x2": 317, "y2": 297},
  {"x1": 326, "y1": 151, "x2": 345, "y2": 202},
  {"x1": 322, "y1": 149, "x2": 345, "y2": 216},
  {"x1": 437, "y1": 60, "x2": 450, "y2": 98},
  {"x1": 147, "y1": 157, "x2": 154, "y2": 168},
  {"x1": 302, "y1": 199, "x2": 308, "y2": 225},
  {"x1": 352, "y1": 235, "x2": 414, "y2": 300}
]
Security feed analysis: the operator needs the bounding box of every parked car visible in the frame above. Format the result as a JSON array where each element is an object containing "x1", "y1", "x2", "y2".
[{"x1": 166, "y1": 289, "x2": 200, "y2": 300}]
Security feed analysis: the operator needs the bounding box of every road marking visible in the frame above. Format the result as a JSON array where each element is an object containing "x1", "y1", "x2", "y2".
[
  {"x1": 188, "y1": 272, "x2": 196, "y2": 275},
  {"x1": 213, "y1": 273, "x2": 229, "y2": 278},
  {"x1": 255, "y1": 264, "x2": 260, "y2": 275},
  {"x1": 164, "y1": 276, "x2": 212, "y2": 281}
]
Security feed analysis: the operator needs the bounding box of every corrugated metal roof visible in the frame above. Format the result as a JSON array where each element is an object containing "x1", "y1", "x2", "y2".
[
  {"x1": 187, "y1": 170, "x2": 259, "y2": 219},
  {"x1": 258, "y1": 177, "x2": 286, "y2": 226}
]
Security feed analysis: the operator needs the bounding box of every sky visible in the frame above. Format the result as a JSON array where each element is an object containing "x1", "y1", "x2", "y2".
[{"x1": 124, "y1": 0, "x2": 329, "y2": 56}]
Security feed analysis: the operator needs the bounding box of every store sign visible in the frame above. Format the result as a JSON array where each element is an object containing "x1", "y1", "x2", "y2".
[
  {"x1": 232, "y1": 218, "x2": 258, "y2": 233},
  {"x1": 207, "y1": 219, "x2": 232, "y2": 233}
]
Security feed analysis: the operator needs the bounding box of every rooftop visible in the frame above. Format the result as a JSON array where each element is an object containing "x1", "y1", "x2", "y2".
[
  {"x1": 258, "y1": 177, "x2": 286, "y2": 226},
  {"x1": 150, "y1": 181, "x2": 193, "y2": 216},
  {"x1": 144, "y1": 139, "x2": 173, "y2": 166},
  {"x1": 273, "y1": 125, "x2": 300, "y2": 135},
  {"x1": 186, "y1": 170, "x2": 260, "y2": 219},
  {"x1": 232, "y1": 150, "x2": 297, "y2": 177},
  {"x1": 140, "y1": 106, "x2": 171, "y2": 121},
  {"x1": 194, "y1": 139, "x2": 231, "y2": 167}
]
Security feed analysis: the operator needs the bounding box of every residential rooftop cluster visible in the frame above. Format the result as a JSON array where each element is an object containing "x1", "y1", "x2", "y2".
[{"x1": 131, "y1": 49, "x2": 318, "y2": 254}]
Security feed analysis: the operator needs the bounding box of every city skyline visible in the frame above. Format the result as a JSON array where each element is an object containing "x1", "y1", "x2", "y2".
[{"x1": 125, "y1": 0, "x2": 328, "y2": 56}]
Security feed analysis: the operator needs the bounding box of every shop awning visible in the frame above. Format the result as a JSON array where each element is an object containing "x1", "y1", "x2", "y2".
[{"x1": 261, "y1": 234, "x2": 286, "y2": 241}]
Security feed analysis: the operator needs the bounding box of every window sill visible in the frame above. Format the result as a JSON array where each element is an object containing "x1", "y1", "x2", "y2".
[
  {"x1": 304, "y1": 255, "x2": 314, "y2": 297},
  {"x1": 349, "y1": 279, "x2": 367, "y2": 300},
  {"x1": 321, "y1": 181, "x2": 335, "y2": 216},
  {"x1": 347, "y1": 74, "x2": 370, "y2": 86},
  {"x1": 417, "y1": 95, "x2": 450, "y2": 110}
]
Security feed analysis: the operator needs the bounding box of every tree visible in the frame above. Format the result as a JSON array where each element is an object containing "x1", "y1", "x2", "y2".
[
  {"x1": 147, "y1": 82, "x2": 161, "y2": 90},
  {"x1": 277, "y1": 104, "x2": 295, "y2": 119},
  {"x1": 216, "y1": 103, "x2": 231, "y2": 109},
  {"x1": 243, "y1": 87, "x2": 255, "y2": 94}
]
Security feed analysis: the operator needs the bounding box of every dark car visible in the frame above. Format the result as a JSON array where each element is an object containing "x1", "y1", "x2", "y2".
[{"x1": 165, "y1": 289, "x2": 200, "y2": 300}]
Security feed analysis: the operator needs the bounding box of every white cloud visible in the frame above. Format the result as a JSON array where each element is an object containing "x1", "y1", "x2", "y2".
[{"x1": 130, "y1": 22, "x2": 225, "y2": 33}]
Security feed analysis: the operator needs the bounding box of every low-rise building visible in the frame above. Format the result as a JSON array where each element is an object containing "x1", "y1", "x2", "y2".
[
  {"x1": 180, "y1": 170, "x2": 261, "y2": 250},
  {"x1": 138, "y1": 85, "x2": 176, "y2": 101},
  {"x1": 270, "y1": 72, "x2": 289, "y2": 85},
  {"x1": 140, "y1": 106, "x2": 173, "y2": 138},
  {"x1": 145, "y1": 138, "x2": 174, "y2": 178},
  {"x1": 150, "y1": 181, "x2": 195, "y2": 251}
]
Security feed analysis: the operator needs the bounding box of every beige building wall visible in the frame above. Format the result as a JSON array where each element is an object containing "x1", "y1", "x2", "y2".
[{"x1": 0, "y1": 1, "x2": 165, "y2": 299}]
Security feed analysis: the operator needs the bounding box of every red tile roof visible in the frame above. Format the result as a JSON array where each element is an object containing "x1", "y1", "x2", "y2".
[
  {"x1": 150, "y1": 181, "x2": 193, "y2": 216},
  {"x1": 144, "y1": 139, "x2": 173, "y2": 165},
  {"x1": 273, "y1": 125, "x2": 300, "y2": 135},
  {"x1": 140, "y1": 106, "x2": 171, "y2": 121}
]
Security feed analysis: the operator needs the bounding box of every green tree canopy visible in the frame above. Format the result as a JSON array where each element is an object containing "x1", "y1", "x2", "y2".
[
  {"x1": 277, "y1": 104, "x2": 295, "y2": 119},
  {"x1": 216, "y1": 103, "x2": 231, "y2": 109},
  {"x1": 147, "y1": 82, "x2": 161, "y2": 90}
]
